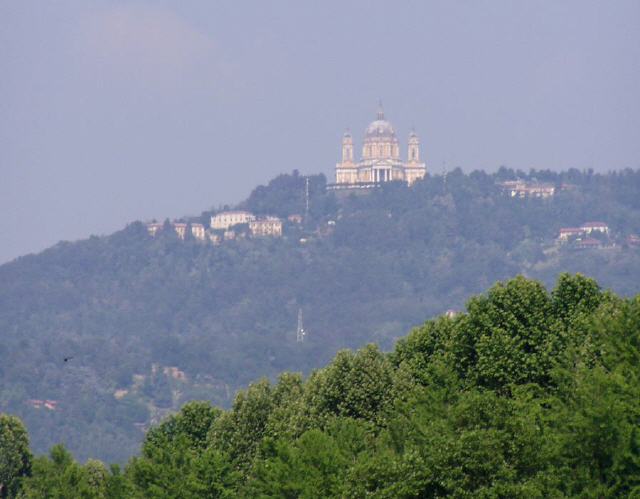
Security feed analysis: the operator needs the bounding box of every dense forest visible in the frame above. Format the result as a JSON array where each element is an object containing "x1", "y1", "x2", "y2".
[
  {"x1": 1, "y1": 168, "x2": 640, "y2": 462},
  {"x1": 2, "y1": 274, "x2": 640, "y2": 497}
]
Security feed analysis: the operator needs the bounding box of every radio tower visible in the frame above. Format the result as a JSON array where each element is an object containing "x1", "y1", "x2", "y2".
[
  {"x1": 442, "y1": 161, "x2": 448, "y2": 191},
  {"x1": 305, "y1": 177, "x2": 310, "y2": 220},
  {"x1": 296, "y1": 308, "x2": 306, "y2": 342}
]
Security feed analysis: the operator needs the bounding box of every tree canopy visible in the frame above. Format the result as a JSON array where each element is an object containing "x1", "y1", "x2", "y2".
[{"x1": 3, "y1": 274, "x2": 640, "y2": 497}]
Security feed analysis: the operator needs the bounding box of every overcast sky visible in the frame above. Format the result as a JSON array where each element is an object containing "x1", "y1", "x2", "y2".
[{"x1": 2, "y1": 1, "x2": 639, "y2": 263}]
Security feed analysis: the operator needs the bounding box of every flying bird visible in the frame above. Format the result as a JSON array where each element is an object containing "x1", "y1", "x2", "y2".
[{"x1": 63, "y1": 356, "x2": 74, "y2": 363}]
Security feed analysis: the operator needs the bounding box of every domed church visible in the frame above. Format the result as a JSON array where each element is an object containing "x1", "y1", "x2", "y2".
[{"x1": 334, "y1": 105, "x2": 426, "y2": 187}]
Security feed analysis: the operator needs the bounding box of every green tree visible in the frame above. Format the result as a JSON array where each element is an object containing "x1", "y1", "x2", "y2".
[
  {"x1": 248, "y1": 429, "x2": 348, "y2": 498},
  {"x1": 127, "y1": 435, "x2": 237, "y2": 498},
  {"x1": 19, "y1": 444, "x2": 110, "y2": 499},
  {"x1": 127, "y1": 401, "x2": 236, "y2": 498},
  {"x1": 144, "y1": 401, "x2": 221, "y2": 453},
  {"x1": 302, "y1": 344, "x2": 395, "y2": 426},
  {"x1": 208, "y1": 379, "x2": 275, "y2": 469},
  {"x1": 0, "y1": 414, "x2": 32, "y2": 499},
  {"x1": 551, "y1": 272, "x2": 603, "y2": 327},
  {"x1": 465, "y1": 276, "x2": 562, "y2": 389}
]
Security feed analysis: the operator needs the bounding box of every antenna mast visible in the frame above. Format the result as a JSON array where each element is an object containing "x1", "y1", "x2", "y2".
[
  {"x1": 296, "y1": 308, "x2": 306, "y2": 342},
  {"x1": 305, "y1": 177, "x2": 310, "y2": 220},
  {"x1": 442, "y1": 161, "x2": 448, "y2": 190}
]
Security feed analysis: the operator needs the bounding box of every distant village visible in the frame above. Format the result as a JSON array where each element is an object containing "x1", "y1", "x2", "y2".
[
  {"x1": 142, "y1": 178, "x2": 640, "y2": 252},
  {"x1": 146, "y1": 211, "x2": 313, "y2": 244}
]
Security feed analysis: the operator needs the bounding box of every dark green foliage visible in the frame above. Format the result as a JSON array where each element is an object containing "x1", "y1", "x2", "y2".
[
  {"x1": 247, "y1": 430, "x2": 349, "y2": 498},
  {"x1": 464, "y1": 276, "x2": 563, "y2": 389},
  {"x1": 126, "y1": 401, "x2": 237, "y2": 498},
  {"x1": 0, "y1": 414, "x2": 31, "y2": 498},
  {"x1": 17, "y1": 445, "x2": 114, "y2": 498},
  {"x1": 143, "y1": 401, "x2": 221, "y2": 453},
  {"x1": 6, "y1": 275, "x2": 640, "y2": 497},
  {"x1": 301, "y1": 345, "x2": 395, "y2": 425}
]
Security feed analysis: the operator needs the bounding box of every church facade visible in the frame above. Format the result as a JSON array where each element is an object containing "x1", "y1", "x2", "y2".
[{"x1": 334, "y1": 106, "x2": 426, "y2": 187}]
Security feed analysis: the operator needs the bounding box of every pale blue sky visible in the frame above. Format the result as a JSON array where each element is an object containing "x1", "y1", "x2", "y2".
[{"x1": 1, "y1": 1, "x2": 639, "y2": 263}]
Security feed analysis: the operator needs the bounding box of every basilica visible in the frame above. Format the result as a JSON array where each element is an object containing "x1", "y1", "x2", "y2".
[{"x1": 333, "y1": 106, "x2": 426, "y2": 187}]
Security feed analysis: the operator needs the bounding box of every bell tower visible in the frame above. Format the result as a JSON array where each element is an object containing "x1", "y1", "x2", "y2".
[
  {"x1": 341, "y1": 130, "x2": 354, "y2": 165},
  {"x1": 407, "y1": 129, "x2": 420, "y2": 163}
]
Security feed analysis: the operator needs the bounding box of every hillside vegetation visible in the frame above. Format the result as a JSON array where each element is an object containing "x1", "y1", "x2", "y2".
[
  {"x1": 3, "y1": 274, "x2": 640, "y2": 497},
  {"x1": 1, "y1": 168, "x2": 639, "y2": 462}
]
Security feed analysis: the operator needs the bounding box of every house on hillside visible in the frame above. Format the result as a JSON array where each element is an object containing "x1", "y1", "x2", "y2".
[
  {"x1": 173, "y1": 222, "x2": 187, "y2": 240},
  {"x1": 581, "y1": 221, "x2": 609, "y2": 235},
  {"x1": 500, "y1": 180, "x2": 555, "y2": 198},
  {"x1": 211, "y1": 211, "x2": 255, "y2": 230},
  {"x1": 191, "y1": 223, "x2": 206, "y2": 241},
  {"x1": 558, "y1": 227, "x2": 585, "y2": 242},
  {"x1": 558, "y1": 221, "x2": 611, "y2": 245},
  {"x1": 27, "y1": 399, "x2": 58, "y2": 410},
  {"x1": 146, "y1": 222, "x2": 163, "y2": 237},
  {"x1": 249, "y1": 217, "x2": 283, "y2": 237}
]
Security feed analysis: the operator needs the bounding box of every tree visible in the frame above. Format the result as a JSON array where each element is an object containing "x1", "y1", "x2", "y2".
[
  {"x1": 302, "y1": 345, "x2": 396, "y2": 427},
  {"x1": 0, "y1": 414, "x2": 31, "y2": 498},
  {"x1": 144, "y1": 401, "x2": 221, "y2": 453},
  {"x1": 208, "y1": 379, "x2": 275, "y2": 468},
  {"x1": 18, "y1": 444, "x2": 110, "y2": 498},
  {"x1": 248, "y1": 429, "x2": 348, "y2": 498},
  {"x1": 464, "y1": 276, "x2": 563, "y2": 389},
  {"x1": 551, "y1": 272, "x2": 603, "y2": 327}
]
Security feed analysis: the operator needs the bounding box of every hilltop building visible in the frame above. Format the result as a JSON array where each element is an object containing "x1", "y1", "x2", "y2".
[
  {"x1": 146, "y1": 221, "x2": 205, "y2": 240},
  {"x1": 558, "y1": 222, "x2": 610, "y2": 242},
  {"x1": 191, "y1": 223, "x2": 206, "y2": 241},
  {"x1": 581, "y1": 222, "x2": 609, "y2": 235},
  {"x1": 332, "y1": 105, "x2": 426, "y2": 189},
  {"x1": 249, "y1": 217, "x2": 283, "y2": 237},
  {"x1": 558, "y1": 227, "x2": 585, "y2": 241},
  {"x1": 146, "y1": 222, "x2": 163, "y2": 237},
  {"x1": 173, "y1": 222, "x2": 187, "y2": 240},
  {"x1": 500, "y1": 180, "x2": 555, "y2": 198},
  {"x1": 211, "y1": 211, "x2": 255, "y2": 230}
]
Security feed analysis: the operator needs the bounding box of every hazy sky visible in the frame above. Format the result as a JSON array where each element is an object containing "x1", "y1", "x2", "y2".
[{"x1": 2, "y1": 1, "x2": 639, "y2": 263}]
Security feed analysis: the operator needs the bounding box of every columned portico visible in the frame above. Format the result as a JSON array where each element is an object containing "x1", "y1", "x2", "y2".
[{"x1": 374, "y1": 169, "x2": 392, "y2": 182}]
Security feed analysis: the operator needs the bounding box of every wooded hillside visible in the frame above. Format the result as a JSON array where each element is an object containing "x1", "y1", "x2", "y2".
[{"x1": 1, "y1": 168, "x2": 639, "y2": 462}]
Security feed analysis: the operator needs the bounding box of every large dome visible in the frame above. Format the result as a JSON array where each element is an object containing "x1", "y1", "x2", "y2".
[
  {"x1": 365, "y1": 119, "x2": 396, "y2": 138},
  {"x1": 364, "y1": 106, "x2": 396, "y2": 139}
]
